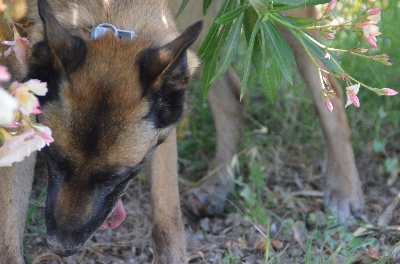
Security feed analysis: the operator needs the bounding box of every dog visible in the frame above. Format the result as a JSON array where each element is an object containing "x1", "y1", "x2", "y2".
[
  {"x1": 0, "y1": 0, "x2": 364, "y2": 263},
  {"x1": 1, "y1": 0, "x2": 202, "y2": 263}
]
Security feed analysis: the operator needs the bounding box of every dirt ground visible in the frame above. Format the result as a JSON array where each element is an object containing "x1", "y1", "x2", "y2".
[{"x1": 26, "y1": 142, "x2": 400, "y2": 263}]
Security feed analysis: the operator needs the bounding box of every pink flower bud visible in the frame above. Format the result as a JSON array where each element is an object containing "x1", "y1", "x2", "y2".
[
  {"x1": 367, "y1": 8, "x2": 381, "y2": 16},
  {"x1": 366, "y1": 36, "x2": 378, "y2": 47},
  {"x1": 0, "y1": 65, "x2": 10, "y2": 81},
  {"x1": 325, "y1": 33, "x2": 335, "y2": 40},
  {"x1": 325, "y1": 99, "x2": 333, "y2": 112},
  {"x1": 382, "y1": 88, "x2": 398, "y2": 96},
  {"x1": 326, "y1": 0, "x2": 337, "y2": 13},
  {"x1": 350, "y1": 93, "x2": 360, "y2": 107}
]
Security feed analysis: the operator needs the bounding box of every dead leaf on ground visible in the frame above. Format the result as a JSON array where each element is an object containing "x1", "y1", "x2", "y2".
[{"x1": 292, "y1": 221, "x2": 306, "y2": 251}]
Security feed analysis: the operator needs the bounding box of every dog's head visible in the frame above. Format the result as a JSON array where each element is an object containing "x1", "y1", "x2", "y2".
[{"x1": 27, "y1": 0, "x2": 202, "y2": 256}]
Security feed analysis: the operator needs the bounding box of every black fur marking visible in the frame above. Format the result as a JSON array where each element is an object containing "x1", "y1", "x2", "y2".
[
  {"x1": 141, "y1": 51, "x2": 190, "y2": 128},
  {"x1": 71, "y1": 94, "x2": 121, "y2": 157},
  {"x1": 26, "y1": 41, "x2": 62, "y2": 105}
]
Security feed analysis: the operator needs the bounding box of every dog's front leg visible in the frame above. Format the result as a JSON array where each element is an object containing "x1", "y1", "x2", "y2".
[
  {"x1": 0, "y1": 154, "x2": 36, "y2": 264},
  {"x1": 150, "y1": 129, "x2": 186, "y2": 264}
]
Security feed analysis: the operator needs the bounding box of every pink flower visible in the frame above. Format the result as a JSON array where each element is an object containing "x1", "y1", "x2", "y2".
[
  {"x1": 362, "y1": 24, "x2": 381, "y2": 47},
  {"x1": 345, "y1": 83, "x2": 360, "y2": 108},
  {"x1": 10, "y1": 79, "x2": 47, "y2": 115},
  {"x1": 0, "y1": 128, "x2": 46, "y2": 166},
  {"x1": 0, "y1": 65, "x2": 10, "y2": 81},
  {"x1": 0, "y1": 124, "x2": 53, "y2": 167},
  {"x1": 0, "y1": 88, "x2": 18, "y2": 126},
  {"x1": 381, "y1": 88, "x2": 398, "y2": 96},
  {"x1": 325, "y1": 0, "x2": 337, "y2": 13},
  {"x1": 2, "y1": 27, "x2": 30, "y2": 66},
  {"x1": 367, "y1": 8, "x2": 381, "y2": 23},
  {"x1": 325, "y1": 33, "x2": 335, "y2": 40},
  {"x1": 35, "y1": 125, "x2": 54, "y2": 144},
  {"x1": 367, "y1": 8, "x2": 382, "y2": 16},
  {"x1": 325, "y1": 99, "x2": 333, "y2": 112}
]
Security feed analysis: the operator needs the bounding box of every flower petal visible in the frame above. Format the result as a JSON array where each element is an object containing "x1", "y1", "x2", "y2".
[
  {"x1": 0, "y1": 65, "x2": 11, "y2": 81},
  {"x1": 0, "y1": 88, "x2": 18, "y2": 126}
]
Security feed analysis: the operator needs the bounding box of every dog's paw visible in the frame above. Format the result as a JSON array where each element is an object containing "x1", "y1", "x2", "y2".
[
  {"x1": 185, "y1": 169, "x2": 234, "y2": 217},
  {"x1": 323, "y1": 185, "x2": 364, "y2": 222}
]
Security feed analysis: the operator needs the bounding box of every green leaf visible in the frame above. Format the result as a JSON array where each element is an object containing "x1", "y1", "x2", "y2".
[
  {"x1": 249, "y1": 0, "x2": 269, "y2": 15},
  {"x1": 272, "y1": 0, "x2": 306, "y2": 5},
  {"x1": 253, "y1": 206, "x2": 268, "y2": 225},
  {"x1": 203, "y1": 0, "x2": 213, "y2": 15},
  {"x1": 215, "y1": 4, "x2": 248, "y2": 25},
  {"x1": 276, "y1": 13, "x2": 341, "y2": 73},
  {"x1": 201, "y1": 23, "x2": 233, "y2": 96},
  {"x1": 241, "y1": 15, "x2": 264, "y2": 100},
  {"x1": 246, "y1": 10, "x2": 279, "y2": 101},
  {"x1": 385, "y1": 157, "x2": 398, "y2": 173},
  {"x1": 175, "y1": 0, "x2": 190, "y2": 18},
  {"x1": 277, "y1": 0, "x2": 330, "y2": 10},
  {"x1": 212, "y1": 14, "x2": 243, "y2": 82},
  {"x1": 296, "y1": 32, "x2": 341, "y2": 73},
  {"x1": 285, "y1": 16, "x2": 317, "y2": 26},
  {"x1": 198, "y1": 0, "x2": 233, "y2": 58},
  {"x1": 240, "y1": 185, "x2": 257, "y2": 207},
  {"x1": 262, "y1": 50, "x2": 281, "y2": 101},
  {"x1": 262, "y1": 20, "x2": 296, "y2": 85},
  {"x1": 373, "y1": 140, "x2": 386, "y2": 153}
]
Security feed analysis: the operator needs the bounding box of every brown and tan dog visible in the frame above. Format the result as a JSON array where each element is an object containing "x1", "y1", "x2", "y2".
[
  {"x1": 0, "y1": 0, "x2": 363, "y2": 263},
  {"x1": 1, "y1": 0, "x2": 202, "y2": 263}
]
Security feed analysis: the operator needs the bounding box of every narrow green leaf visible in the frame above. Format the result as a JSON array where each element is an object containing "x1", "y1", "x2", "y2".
[
  {"x1": 241, "y1": 15, "x2": 264, "y2": 100},
  {"x1": 249, "y1": 0, "x2": 269, "y2": 15},
  {"x1": 276, "y1": 13, "x2": 341, "y2": 73},
  {"x1": 272, "y1": 0, "x2": 305, "y2": 5},
  {"x1": 215, "y1": 4, "x2": 248, "y2": 25},
  {"x1": 285, "y1": 16, "x2": 317, "y2": 26},
  {"x1": 175, "y1": 0, "x2": 190, "y2": 18},
  {"x1": 202, "y1": 23, "x2": 233, "y2": 96},
  {"x1": 263, "y1": 56, "x2": 281, "y2": 101},
  {"x1": 262, "y1": 20, "x2": 296, "y2": 85},
  {"x1": 251, "y1": 23, "x2": 276, "y2": 101},
  {"x1": 298, "y1": 33, "x2": 341, "y2": 73},
  {"x1": 277, "y1": 0, "x2": 330, "y2": 10},
  {"x1": 198, "y1": 0, "x2": 233, "y2": 58},
  {"x1": 203, "y1": 0, "x2": 213, "y2": 15},
  {"x1": 211, "y1": 14, "x2": 243, "y2": 82}
]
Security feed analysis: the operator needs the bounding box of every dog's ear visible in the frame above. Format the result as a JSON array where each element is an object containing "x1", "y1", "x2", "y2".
[
  {"x1": 140, "y1": 21, "x2": 203, "y2": 127},
  {"x1": 37, "y1": 0, "x2": 86, "y2": 74}
]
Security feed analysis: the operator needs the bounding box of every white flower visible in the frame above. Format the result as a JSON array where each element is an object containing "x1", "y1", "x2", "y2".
[
  {"x1": 0, "y1": 88, "x2": 18, "y2": 126},
  {"x1": 345, "y1": 83, "x2": 360, "y2": 108},
  {"x1": 0, "y1": 129, "x2": 46, "y2": 167},
  {"x1": 9, "y1": 80, "x2": 47, "y2": 116}
]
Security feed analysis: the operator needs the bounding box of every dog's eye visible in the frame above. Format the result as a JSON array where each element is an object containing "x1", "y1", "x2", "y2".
[{"x1": 95, "y1": 166, "x2": 142, "y2": 187}]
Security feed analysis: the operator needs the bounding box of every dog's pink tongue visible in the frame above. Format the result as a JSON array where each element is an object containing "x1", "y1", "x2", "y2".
[{"x1": 99, "y1": 200, "x2": 126, "y2": 231}]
